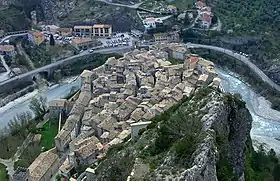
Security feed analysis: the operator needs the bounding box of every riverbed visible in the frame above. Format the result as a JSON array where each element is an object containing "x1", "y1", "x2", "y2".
[
  {"x1": 216, "y1": 68, "x2": 280, "y2": 152},
  {"x1": 0, "y1": 77, "x2": 81, "y2": 130},
  {"x1": 1, "y1": 69, "x2": 280, "y2": 152}
]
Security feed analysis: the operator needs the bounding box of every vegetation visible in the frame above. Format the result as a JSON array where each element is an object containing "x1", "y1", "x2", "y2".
[
  {"x1": 0, "y1": 96, "x2": 47, "y2": 159},
  {"x1": 0, "y1": 164, "x2": 8, "y2": 181},
  {"x1": 245, "y1": 146, "x2": 280, "y2": 181},
  {"x1": 95, "y1": 88, "x2": 217, "y2": 180},
  {"x1": 0, "y1": 6, "x2": 30, "y2": 32},
  {"x1": 38, "y1": 121, "x2": 59, "y2": 150},
  {"x1": 21, "y1": 40, "x2": 76, "y2": 68},
  {"x1": 60, "y1": 53, "x2": 122, "y2": 77},
  {"x1": 50, "y1": 34, "x2": 55, "y2": 46},
  {"x1": 14, "y1": 141, "x2": 42, "y2": 168}
]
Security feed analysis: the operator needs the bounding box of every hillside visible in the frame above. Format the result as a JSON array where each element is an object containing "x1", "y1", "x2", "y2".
[
  {"x1": 92, "y1": 87, "x2": 280, "y2": 181},
  {"x1": 93, "y1": 88, "x2": 251, "y2": 180}
]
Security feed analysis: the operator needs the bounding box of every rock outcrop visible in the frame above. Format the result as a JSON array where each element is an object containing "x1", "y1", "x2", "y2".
[{"x1": 92, "y1": 88, "x2": 252, "y2": 181}]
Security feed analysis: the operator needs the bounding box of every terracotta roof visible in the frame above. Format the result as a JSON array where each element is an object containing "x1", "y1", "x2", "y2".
[
  {"x1": 28, "y1": 31, "x2": 44, "y2": 37},
  {"x1": 72, "y1": 38, "x2": 93, "y2": 44},
  {"x1": 93, "y1": 24, "x2": 111, "y2": 28},
  {"x1": 0, "y1": 45, "x2": 15, "y2": 52},
  {"x1": 57, "y1": 28, "x2": 72, "y2": 32},
  {"x1": 74, "y1": 26, "x2": 92, "y2": 29},
  {"x1": 196, "y1": 1, "x2": 206, "y2": 8},
  {"x1": 187, "y1": 57, "x2": 199, "y2": 63},
  {"x1": 201, "y1": 13, "x2": 212, "y2": 23}
]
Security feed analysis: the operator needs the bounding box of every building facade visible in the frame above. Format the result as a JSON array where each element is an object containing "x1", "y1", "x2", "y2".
[
  {"x1": 71, "y1": 38, "x2": 97, "y2": 50},
  {"x1": 27, "y1": 31, "x2": 45, "y2": 45},
  {"x1": 57, "y1": 28, "x2": 73, "y2": 36},
  {"x1": 154, "y1": 31, "x2": 180, "y2": 43},
  {"x1": 0, "y1": 45, "x2": 16, "y2": 57},
  {"x1": 73, "y1": 25, "x2": 112, "y2": 37}
]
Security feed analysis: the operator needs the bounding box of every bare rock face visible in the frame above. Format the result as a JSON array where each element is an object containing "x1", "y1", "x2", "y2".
[{"x1": 93, "y1": 88, "x2": 253, "y2": 181}]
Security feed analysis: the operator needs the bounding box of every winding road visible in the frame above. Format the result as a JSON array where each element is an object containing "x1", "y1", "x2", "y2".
[
  {"x1": 95, "y1": 0, "x2": 143, "y2": 9},
  {"x1": 185, "y1": 43, "x2": 280, "y2": 92}
]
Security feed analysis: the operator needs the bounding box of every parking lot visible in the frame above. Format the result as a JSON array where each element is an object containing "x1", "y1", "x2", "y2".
[{"x1": 98, "y1": 33, "x2": 133, "y2": 48}]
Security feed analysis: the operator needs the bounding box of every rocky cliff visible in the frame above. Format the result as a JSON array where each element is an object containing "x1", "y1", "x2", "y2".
[
  {"x1": 0, "y1": 0, "x2": 77, "y2": 23},
  {"x1": 92, "y1": 87, "x2": 252, "y2": 181}
]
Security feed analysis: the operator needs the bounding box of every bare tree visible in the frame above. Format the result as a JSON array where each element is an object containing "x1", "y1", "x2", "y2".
[{"x1": 29, "y1": 96, "x2": 47, "y2": 118}]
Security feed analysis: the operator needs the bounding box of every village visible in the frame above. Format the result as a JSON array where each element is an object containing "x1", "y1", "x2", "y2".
[{"x1": 10, "y1": 42, "x2": 222, "y2": 181}]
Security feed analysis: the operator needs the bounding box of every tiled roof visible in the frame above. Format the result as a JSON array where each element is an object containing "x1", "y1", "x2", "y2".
[{"x1": 0, "y1": 45, "x2": 15, "y2": 52}]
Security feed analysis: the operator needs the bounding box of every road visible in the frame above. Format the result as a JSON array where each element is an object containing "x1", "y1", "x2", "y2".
[
  {"x1": 0, "y1": 55, "x2": 11, "y2": 82},
  {"x1": 0, "y1": 33, "x2": 27, "y2": 44},
  {"x1": 186, "y1": 43, "x2": 280, "y2": 92},
  {"x1": 95, "y1": 0, "x2": 143, "y2": 9},
  {"x1": 0, "y1": 46, "x2": 132, "y2": 87}
]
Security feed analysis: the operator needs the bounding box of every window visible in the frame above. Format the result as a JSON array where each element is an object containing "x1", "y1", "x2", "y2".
[
  {"x1": 105, "y1": 28, "x2": 109, "y2": 34},
  {"x1": 95, "y1": 28, "x2": 99, "y2": 34},
  {"x1": 100, "y1": 28, "x2": 103, "y2": 34}
]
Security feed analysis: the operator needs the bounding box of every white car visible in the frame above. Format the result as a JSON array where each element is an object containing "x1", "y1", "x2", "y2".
[
  {"x1": 89, "y1": 49, "x2": 94, "y2": 53},
  {"x1": 79, "y1": 50, "x2": 84, "y2": 53}
]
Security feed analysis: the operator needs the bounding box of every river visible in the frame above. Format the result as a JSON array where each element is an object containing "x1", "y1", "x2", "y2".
[
  {"x1": 1, "y1": 69, "x2": 280, "y2": 151},
  {"x1": 0, "y1": 77, "x2": 81, "y2": 130},
  {"x1": 216, "y1": 68, "x2": 280, "y2": 152}
]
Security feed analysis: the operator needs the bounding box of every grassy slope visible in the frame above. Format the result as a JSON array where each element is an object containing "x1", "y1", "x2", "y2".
[
  {"x1": 0, "y1": 164, "x2": 8, "y2": 181},
  {"x1": 0, "y1": 6, "x2": 30, "y2": 32},
  {"x1": 39, "y1": 121, "x2": 59, "y2": 150},
  {"x1": 213, "y1": 0, "x2": 280, "y2": 61}
]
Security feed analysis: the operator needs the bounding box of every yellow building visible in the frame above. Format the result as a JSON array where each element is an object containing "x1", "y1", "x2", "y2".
[
  {"x1": 71, "y1": 37, "x2": 96, "y2": 50},
  {"x1": 92, "y1": 24, "x2": 112, "y2": 37},
  {"x1": 28, "y1": 31, "x2": 45, "y2": 45},
  {"x1": 57, "y1": 28, "x2": 73, "y2": 36},
  {"x1": 73, "y1": 24, "x2": 112, "y2": 37},
  {"x1": 73, "y1": 26, "x2": 92, "y2": 37}
]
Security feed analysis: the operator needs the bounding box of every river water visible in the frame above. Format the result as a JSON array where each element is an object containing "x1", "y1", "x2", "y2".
[
  {"x1": 216, "y1": 68, "x2": 280, "y2": 152},
  {"x1": 0, "y1": 77, "x2": 81, "y2": 130},
  {"x1": 0, "y1": 69, "x2": 280, "y2": 151}
]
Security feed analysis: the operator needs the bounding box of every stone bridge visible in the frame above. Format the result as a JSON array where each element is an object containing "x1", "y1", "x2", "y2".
[{"x1": 0, "y1": 46, "x2": 132, "y2": 94}]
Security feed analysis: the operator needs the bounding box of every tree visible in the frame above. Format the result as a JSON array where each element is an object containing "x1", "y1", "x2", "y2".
[
  {"x1": 29, "y1": 96, "x2": 47, "y2": 118},
  {"x1": 50, "y1": 34, "x2": 55, "y2": 46}
]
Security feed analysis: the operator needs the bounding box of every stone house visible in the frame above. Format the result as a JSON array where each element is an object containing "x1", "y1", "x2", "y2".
[
  {"x1": 28, "y1": 148, "x2": 59, "y2": 181},
  {"x1": 27, "y1": 31, "x2": 45, "y2": 45},
  {"x1": 0, "y1": 45, "x2": 16, "y2": 57},
  {"x1": 130, "y1": 121, "x2": 151, "y2": 139},
  {"x1": 48, "y1": 99, "x2": 70, "y2": 119},
  {"x1": 12, "y1": 167, "x2": 29, "y2": 181}
]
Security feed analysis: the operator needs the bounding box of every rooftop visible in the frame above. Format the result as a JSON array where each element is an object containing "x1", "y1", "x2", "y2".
[
  {"x1": 198, "y1": 59, "x2": 214, "y2": 67},
  {"x1": 131, "y1": 121, "x2": 151, "y2": 127},
  {"x1": 0, "y1": 45, "x2": 15, "y2": 52},
  {"x1": 72, "y1": 37, "x2": 93, "y2": 44},
  {"x1": 28, "y1": 148, "x2": 58, "y2": 181},
  {"x1": 187, "y1": 57, "x2": 199, "y2": 64},
  {"x1": 93, "y1": 24, "x2": 111, "y2": 28},
  {"x1": 48, "y1": 99, "x2": 67, "y2": 108},
  {"x1": 80, "y1": 70, "x2": 93, "y2": 79},
  {"x1": 74, "y1": 25, "x2": 92, "y2": 29},
  {"x1": 13, "y1": 167, "x2": 28, "y2": 179},
  {"x1": 28, "y1": 31, "x2": 44, "y2": 37},
  {"x1": 57, "y1": 27, "x2": 72, "y2": 32}
]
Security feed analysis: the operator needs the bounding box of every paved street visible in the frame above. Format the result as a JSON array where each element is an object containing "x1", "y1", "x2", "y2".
[
  {"x1": 95, "y1": 0, "x2": 143, "y2": 9},
  {"x1": 0, "y1": 33, "x2": 27, "y2": 44},
  {"x1": 0, "y1": 55, "x2": 11, "y2": 82},
  {"x1": 186, "y1": 43, "x2": 280, "y2": 92}
]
